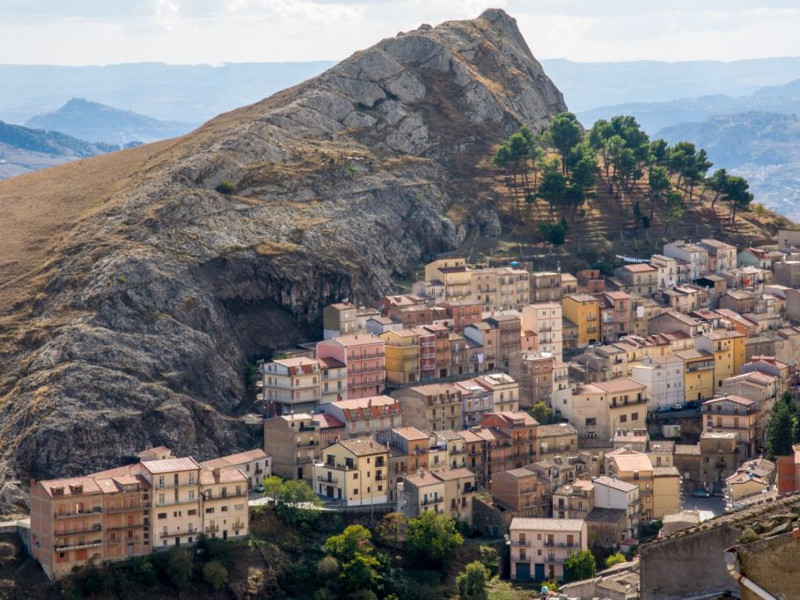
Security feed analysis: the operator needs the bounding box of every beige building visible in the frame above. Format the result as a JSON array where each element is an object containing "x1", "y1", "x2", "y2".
[
  {"x1": 552, "y1": 479, "x2": 595, "y2": 520},
  {"x1": 319, "y1": 395, "x2": 402, "y2": 438},
  {"x1": 259, "y1": 357, "x2": 322, "y2": 416},
  {"x1": 509, "y1": 518, "x2": 588, "y2": 582},
  {"x1": 31, "y1": 453, "x2": 250, "y2": 581},
  {"x1": 607, "y1": 452, "x2": 657, "y2": 521},
  {"x1": 490, "y1": 467, "x2": 550, "y2": 516},
  {"x1": 199, "y1": 449, "x2": 270, "y2": 491},
  {"x1": 392, "y1": 383, "x2": 463, "y2": 432},
  {"x1": 521, "y1": 302, "x2": 564, "y2": 360},
  {"x1": 561, "y1": 378, "x2": 648, "y2": 443},
  {"x1": 313, "y1": 438, "x2": 389, "y2": 506},
  {"x1": 652, "y1": 466, "x2": 682, "y2": 520},
  {"x1": 264, "y1": 413, "x2": 320, "y2": 481},
  {"x1": 401, "y1": 468, "x2": 476, "y2": 525}
]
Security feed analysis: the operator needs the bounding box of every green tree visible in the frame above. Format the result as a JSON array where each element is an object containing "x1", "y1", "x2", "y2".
[
  {"x1": 649, "y1": 139, "x2": 670, "y2": 166},
  {"x1": 530, "y1": 401, "x2": 552, "y2": 425},
  {"x1": 456, "y1": 561, "x2": 490, "y2": 599},
  {"x1": 538, "y1": 158, "x2": 567, "y2": 219},
  {"x1": 538, "y1": 221, "x2": 567, "y2": 246},
  {"x1": 545, "y1": 112, "x2": 583, "y2": 173},
  {"x1": 340, "y1": 552, "x2": 381, "y2": 594},
  {"x1": 563, "y1": 549, "x2": 597, "y2": 582},
  {"x1": 404, "y1": 510, "x2": 464, "y2": 566},
  {"x1": 133, "y1": 557, "x2": 156, "y2": 586},
  {"x1": 722, "y1": 175, "x2": 754, "y2": 221},
  {"x1": 262, "y1": 475, "x2": 319, "y2": 506},
  {"x1": 325, "y1": 525, "x2": 374, "y2": 562},
  {"x1": 647, "y1": 165, "x2": 671, "y2": 220},
  {"x1": 203, "y1": 560, "x2": 229, "y2": 592},
  {"x1": 478, "y1": 545, "x2": 500, "y2": 577},
  {"x1": 766, "y1": 400, "x2": 795, "y2": 459},
  {"x1": 588, "y1": 119, "x2": 614, "y2": 178},
  {"x1": 605, "y1": 553, "x2": 627, "y2": 568},
  {"x1": 706, "y1": 168, "x2": 729, "y2": 207},
  {"x1": 167, "y1": 547, "x2": 193, "y2": 588},
  {"x1": 664, "y1": 190, "x2": 684, "y2": 237}
]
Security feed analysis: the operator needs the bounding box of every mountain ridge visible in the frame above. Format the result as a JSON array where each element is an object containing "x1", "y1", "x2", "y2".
[{"x1": 0, "y1": 9, "x2": 566, "y2": 499}]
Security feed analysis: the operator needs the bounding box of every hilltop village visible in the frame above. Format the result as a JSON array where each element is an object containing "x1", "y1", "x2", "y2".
[{"x1": 21, "y1": 229, "x2": 800, "y2": 598}]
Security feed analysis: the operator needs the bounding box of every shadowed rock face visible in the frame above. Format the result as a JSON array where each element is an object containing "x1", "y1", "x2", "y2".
[{"x1": 0, "y1": 9, "x2": 566, "y2": 498}]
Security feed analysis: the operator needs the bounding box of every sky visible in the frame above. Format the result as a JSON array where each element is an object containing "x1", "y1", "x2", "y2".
[{"x1": 2, "y1": 0, "x2": 800, "y2": 65}]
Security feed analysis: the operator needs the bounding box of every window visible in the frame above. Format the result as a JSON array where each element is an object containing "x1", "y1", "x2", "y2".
[
  {"x1": 187, "y1": 509, "x2": 197, "y2": 516},
  {"x1": 206, "y1": 507, "x2": 215, "y2": 514},
  {"x1": 157, "y1": 513, "x2": 167, "y2": 519}
]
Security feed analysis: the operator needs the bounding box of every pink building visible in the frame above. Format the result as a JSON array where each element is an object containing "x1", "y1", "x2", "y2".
[{"x1": 317, "y1": 334, "x2": 386, "y2": 399}]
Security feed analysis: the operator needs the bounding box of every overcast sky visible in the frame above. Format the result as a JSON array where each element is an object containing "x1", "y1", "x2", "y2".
[{"x1": 2, "y1": 0, "x2": 800, "y2": 65}]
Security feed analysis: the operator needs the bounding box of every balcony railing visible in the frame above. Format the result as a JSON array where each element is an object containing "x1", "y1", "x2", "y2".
[
  {"x1": 54, "y1": 539, "x2": 103, "y2": 551},
  {"x1": 106, "y1": 502, "x2": 150, "y2": 513},
  {"x1": 205, "y1": 525, "x2": 220, "y2": 534},
  {"x1": 317, "y1": 475, "x2": 339, "y2": 484},
  {"x1": 422, "y1": 497, "x2": 443, "y2": 506},
  {"x1": 55, "y1": 523, "x2": 102, "y2": 536},
  {"x1": 543, "y1": 541, "x2": 580, "y2": 548},
  {"x1": 54, "y1": 507, "x2": 103, "y2": 519},
  {"x1": 160, "y1": 529, "x2": 197, "y2": 538},
  {"x1": 106, "y1": 522, "x2": 146, "y2": 531}
]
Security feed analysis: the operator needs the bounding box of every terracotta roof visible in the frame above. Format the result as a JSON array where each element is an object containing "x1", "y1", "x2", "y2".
[
  {"x1": 593, "y1": 476, "x2": 638, "y2": 493},
  {"x1": 142, "y1": 457, "x2": 201, "y2": 474},
  {"x1": 322, "y1": 333, "x2": 383, "y2": 347},
  {"x1": 391, "y1": 426, "x2": 429, "y2": 441},
  {"x1": 585, "y1": 507, "x2": 627, "y2": 523},
  {"x1": 433, "y1": 468, "x2": 475, "y2": 481},
  {"x1": 312, "y1": 413, "x2": 346, "y2": 429},
  {"x1": 653, "y1": 466, "x2": 681, "y2": 477},
  {"x1": 610, "y1": 453, "x2": 653, "y2": 473},
  {"x1": 536, "y1": 423, "x2": 578, "y2": 438},
  {"x1": 675, "y1": 444, "x2": 700, "y2": 456},
  {"x1": 592, "y1": 377, "x2": 647, "y2": 394},
  {"x1": 497, "y1": 467, "x2": 538, "y2": 479},
  {"x1": 200, "y1": 449, "x2": 268, "y2": 470},
  {"x1": 622, "y1": 263, "x2": 657, "y2": 273}
]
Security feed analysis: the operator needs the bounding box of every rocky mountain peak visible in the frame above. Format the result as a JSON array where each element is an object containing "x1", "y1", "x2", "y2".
[{"x1": 0, "y1": 10, "x2": 565, "y2": 504}]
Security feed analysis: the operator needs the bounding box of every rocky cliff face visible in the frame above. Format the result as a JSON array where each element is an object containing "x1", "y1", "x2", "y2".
[{"x1": 0, "y1": 9, "x2": 566, "y2": 501}]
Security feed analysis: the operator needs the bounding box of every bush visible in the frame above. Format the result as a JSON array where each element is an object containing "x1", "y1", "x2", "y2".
[
  {"x1": 203, "y1": 560, "x2": 229, "y2": 592},
  {"x1": 605, "y1": 552, "x2": 627, "y2": 568},
  {"x1": 456, "y1": 561, "x2": 489, "y2": 599},
  {"x1": 478, "y1": 545, "x2": 500, "y2": 577},
  {"x1": 537, "y1": 221, "x2": 567, "y2": 245},
  {"x1": 166, "y1": 547, "x2": 193, "y2": 588},
  {"x1": 133, "y1": 557, "x2": 157, "y2": 586},
  {"x1": 216, "y1": 180, "x2": 237, "y2": 194}
]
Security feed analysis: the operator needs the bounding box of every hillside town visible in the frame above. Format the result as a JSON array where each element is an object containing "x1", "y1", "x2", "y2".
[{"x1": 21, "y1": 229, "x2": 800, "y2": 598}]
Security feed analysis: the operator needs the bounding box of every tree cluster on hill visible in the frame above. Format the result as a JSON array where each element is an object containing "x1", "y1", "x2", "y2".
[
  {"x1": 765, "y1": 392, "x2": 800, "y2": 460},
  {"x1": 490, "y1": 112, "x2": 756, "y2": 245}
]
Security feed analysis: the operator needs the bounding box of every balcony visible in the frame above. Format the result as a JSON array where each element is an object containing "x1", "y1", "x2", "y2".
[
  {"x1": 109, "y1": 536, "x2": 141, "y2": 545},
  {"x1": 512, "y1": 540, "x2": 532, "y2": 546},
  {"x1": 422, "y1": 497, "x2": 443, "y2": 506},
  {"x1": 317, "y1": 475, "x2": 339, "y2": 484},
  {"x1": 54, "y1": 507, "x2": 103, "y2": 519},
  {"x1": 53, "y1": 539, "x2": 103, "y2": 551},
  {"x1": 543, "y1": 541, "x2": 580, "y2": 548},
  {"x1": 106, "y1": 522, "x2": 146, "y2": 531},
  {"x1": 56, "y1": 523, "x2": 102, "y2": 536},
  {"x1": 153, "y1": 498, "x2": 200, "y2": 508},
  {"x1": 205, "y1": 525, "x2": 220, "y2": 534},
  {"x1": 159, "y1": 529, "x2": 197, "y2": 538},
  {"x1": 106, "y1": 502, "x2": 150, "y2": 513},
  {"x1": 296, "y1": 440, "x2": 318, "y2": 447}
]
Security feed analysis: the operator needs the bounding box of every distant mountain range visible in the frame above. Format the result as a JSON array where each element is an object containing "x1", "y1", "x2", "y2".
[
  {"x1": 0, "y1": 119, "x2": 128, "y2": 179},
  {"x1": 26, "y1": 98, "x2": 195, "y2": 146}
]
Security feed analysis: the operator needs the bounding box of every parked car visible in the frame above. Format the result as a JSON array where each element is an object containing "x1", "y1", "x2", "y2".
[
  {"x1": 692, "y1": 489, "x2": 711, "y2": 498},
  {"x1": 255, "y1": 484, "x2": 264, "y2": 493},
  {"x1": 670, "y1": 403, "x2": 685, "y2": 411},
  {"x1": 656, "y1": 405, "x2": 672, "y2": 413},
  {"x1": 685, "y1": 400, "x2": 701, "y2": 410}
]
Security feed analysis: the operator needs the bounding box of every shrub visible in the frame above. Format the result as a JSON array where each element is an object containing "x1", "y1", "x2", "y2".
[
  {"x1": 203, "y1": 560, "x2": 229, "y2": 592},
  {"x1": 456, "y1": 561, "x2": 489, "y2": 599},
  {"x1": 216, "y1": 180, "x2": 237, "y2": 194}
]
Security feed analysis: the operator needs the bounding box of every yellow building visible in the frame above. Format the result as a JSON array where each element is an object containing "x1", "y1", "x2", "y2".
[
  {"x1": 198, "y1": 466, "x2": 249, "y2": 543},
  {"x1": 562, "y1": 294, "x2": 601, "y2": 348},
  {"x1": 380, "y1": 329, "x2": 421, "y2": 384},
  {"x1": 652, "y1": 466, "x2": 682, "y2": 519},
  {"x1": 676, "y1": 349, "x2": 715, "y2": 402},
  {"x1": 313, "y1": 438, "x2": 389, "y2": 506},
  {"x1": 696, "y1": 329, "x2": 747, "y2": 392},
  {"x1": 607, "y1": 452, "x2": 657, "y2": 521},
  {"x1": 424, "y1": 257, "x2": 472, "y2": 303}
]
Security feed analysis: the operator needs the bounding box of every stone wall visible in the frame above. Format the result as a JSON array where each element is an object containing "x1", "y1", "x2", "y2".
[
  {"x1": 639, "y1": 522, "x2": 740, "y2": 600},
  {"x1": 738, "y1": 529, "x2": 800, "y2": 599}
]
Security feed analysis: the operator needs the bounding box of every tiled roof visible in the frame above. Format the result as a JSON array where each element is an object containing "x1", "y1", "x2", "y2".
[
  {"x1": 141, "y1": 457, "x2": 201, "y2": 474},
  {"x1": 338, "y1": 438, "x2": 387, "y2": 456},
  {"x1": 510, "y1": 517, "x2": 586, "y2": 532}
]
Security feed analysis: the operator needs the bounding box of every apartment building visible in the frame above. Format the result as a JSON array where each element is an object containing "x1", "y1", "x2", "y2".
[
  {"x1": 593, "y1": 475, "x2": 640, "y2": 540},
  {"x1": 530, "y1": 271, "x2": 564, "y2": 303},
  {"x1": 702, "y1": 395, "x2": 761, "y2": 459},
  {"x1": 614, "y1": 263, "x2": 658, "y2": 298},
  {"x1": 313, "y1": 438, "x2": 389, "y2": 506},
  {"x1": 31, "y1": 453, "x2": 252, "y2": 581},
  {"x1": 509, "y1": 351, "x2": 555, "y2": 409},
  {"x1": 699, "y1": 238, "x2": 738, "y2": 273},
  {"x1": 380, "y1": 328, "x2": 421, "y2": 384},
  {"x1": 676, "y1": 349, "x2": 715, "y2": 402},
  {"x1": 552, "y1": 479, "x2": 594, "y2": 520},
  {"x1": 402, "y1": 468, "x2": 476, "y2": 525},
  {"x1": 695, "y1": 329, "x2": 747, "y2": 393},
  {"x1": 561, "y1": 294, "x2": 601, "y2": 348},
  {"x1": 650, "y1": 254, "x2": 680, "y2": 288},
  {"x1": 425, "y1": 258, "x2": 472, "y2": 303},
  {"x1": 477, "y1": 372, "x2": 520, "y2": 415},
  {"x1": 479, "y1": 411, "x2": 539, "y2": 471},
  {"x1": 319, "y1": 356, "x2": 348, "y2": 404},
  {"x1": 596, "y1": 291, "x2": 632, "y2": 343},
  {"x1": 471, "y1": 266, "x2": 530, "y2": 311},
  {"x1": 322, "y1": 302, "x2": 357, "y2": 339},
  {"x1": 535, "y1": 423, "x2": 579, "y2": 461},
  {"x1": 319, "y1": 395, "x2": 402, "y2": 438},
  {"x1": 437, "y1": 301, "x2": 482, "y2": 334},
  {"x1": 484, "y1": 314, "x2": 523, "y2": 371},
  {"x1": 264, "y1": 413, "x2": 320, "y2": 481},
  {"x1": 316, "y1": 334, "x2": 386, "y2": 399},
  {"x1": 199, "y1": 449, "x2": 270, "y2": 491},
  {"x1": 490, "y1": 468, "x2": 550, "y2": 516},
  {"x1": 259, "y1": 357, "x2": 322, "y2": 416},
  {"x1": 663, "y1": 241, "x2": 709, "y2": 280},
  {"x1": 699, "y1": 431, "x2": 740, "y2": 494},
  {"x1": 521, "y1": 302, "x2": 563, "y2": 360},
  {"x1": 606, "y1": 452, "x2": 658, "y2": 521},
  {"x1": 631, "y1": 354, "x2": 685, "y2": 410},
  {"x1": 509, "y1": 518, "x2": 588, "y2": 582},
  {"x1": 561, "y1": 378, "x2": 648, "y2": 442},
  {"x1": 392, "y1": 383, "x2": 464, "y2": 432}
]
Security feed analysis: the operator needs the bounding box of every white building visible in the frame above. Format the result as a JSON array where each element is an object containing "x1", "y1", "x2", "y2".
[
  {"x1": 593, "y1": 475, "x2": 641, "y2": 540},
  {"x1": 663, "y1": 241, "x2": 709, "y2": 281},
  {"x1": 631, "y1": 354, "x2": 685, "y2": 411}
]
